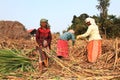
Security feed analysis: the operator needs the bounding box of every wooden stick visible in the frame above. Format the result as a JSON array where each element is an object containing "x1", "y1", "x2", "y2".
[
  {"x1": 45, "y1": 50, "x2": 84, "y2": 79},
  {"x1": 44, "y1": 49, "x2": 120, "y2": 80},
  {"x1": 84, "y1": 75, "x2": 120, "y2": 80},
  {"x1": 114, "y1": 38, "x2": 118, "y2": 69}
]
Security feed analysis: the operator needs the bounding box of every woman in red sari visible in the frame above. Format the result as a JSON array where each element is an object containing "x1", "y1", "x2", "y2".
[{"x1": 57, "y1": 30, "x2": 75, "y2": 59}]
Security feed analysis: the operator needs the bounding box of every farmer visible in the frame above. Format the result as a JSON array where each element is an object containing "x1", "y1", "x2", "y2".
[
  {"x1": 57, "y1": 30, "x2": 75, "y2": 59},
  {"x1": 77, "y1": 17, "x2": 102, "y2": 63},
  {"x1": 36, "y1": 18, "x2": 52, "y2": 71}
]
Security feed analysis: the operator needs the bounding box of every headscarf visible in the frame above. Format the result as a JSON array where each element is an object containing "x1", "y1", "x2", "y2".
[
  {"x1": 68, "y1": 29, "x2": 75, "y2": 34},
  {"x1": 85, "y1": 17, "x2": 96, "y2": 25},
  {"x1": 40, "y1": 18, "x2": 50, "y2": 28},
  {"x1": 40, "y1": 18, "x2": 48, "y2": 23}
]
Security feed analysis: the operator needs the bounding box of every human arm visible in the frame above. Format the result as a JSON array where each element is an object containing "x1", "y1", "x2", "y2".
[
  {"x1": 77, "y1": 26, "x2": 92, "y2": 39},
  {"x1": 36, "y1": 29, "x2": 40, "y2": 45},
  {"x1": 71, "y1": 34, "x2": 75, "y2": 46},
  {"x1": 47, "y1": 31, "x2": 52, "y2": 49}
]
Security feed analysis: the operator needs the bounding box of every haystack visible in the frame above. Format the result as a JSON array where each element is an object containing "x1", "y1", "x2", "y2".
[{"x1": 0, "y1": 21, "x2": 30, "y2": 39}]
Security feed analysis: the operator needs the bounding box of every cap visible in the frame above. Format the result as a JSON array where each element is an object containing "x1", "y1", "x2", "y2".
[{"x1": 40, "y1": 18, "x2": 48, "y2": 23}]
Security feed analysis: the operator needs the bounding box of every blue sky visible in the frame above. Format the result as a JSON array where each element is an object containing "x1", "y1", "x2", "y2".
[{"x1": 0, "y1": 0, "x2": 119, "y2": 33}]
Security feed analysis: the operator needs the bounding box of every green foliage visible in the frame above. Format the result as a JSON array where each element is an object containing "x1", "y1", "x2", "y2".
[
  {"x1": 106, "y1": 24, "x2": 120, "y2": 38},
  {"x1": 0, "y1": 49, "x2": 34, "y2": 74},
  {"x1": 96, "y1": 0, "x2": 120, "y2": 38},
  {"x1": 67, "y1": 0, "x2": 120, "y2": 38},
  {"x1": 68, "y1": 13, "x2": 89, "y2": 36},
  {"x1": 106, "y1": 17, "x2": 120, "y2": 38},
  {"x1": 96, "y1": 0, "x2": 110, "y2": 37},
  {"x1": 68, "y1": 13, "x2": 120, "y2": 38}
]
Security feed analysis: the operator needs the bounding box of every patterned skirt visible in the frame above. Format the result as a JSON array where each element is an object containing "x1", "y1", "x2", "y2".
[
  {"x1": 87, "y1": 40, "x2": 102, "y2": 63},
  {"x1": 57, "y1": 39, "x2": 69, "y2": 58}
]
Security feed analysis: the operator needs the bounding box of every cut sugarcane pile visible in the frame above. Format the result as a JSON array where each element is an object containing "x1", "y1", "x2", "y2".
[{"x1": 0, "y1": 49, "x2": 35, "y2": 80}]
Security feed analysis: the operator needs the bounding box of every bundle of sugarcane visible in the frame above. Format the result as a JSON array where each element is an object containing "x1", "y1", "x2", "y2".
[{"x1": 0, "y1": 49, "x2": 35, "y2": 74}]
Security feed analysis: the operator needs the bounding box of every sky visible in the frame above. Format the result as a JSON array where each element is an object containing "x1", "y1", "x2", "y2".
[{"x1": 0, "y1": 0, "x2": 120, "y2": 33}]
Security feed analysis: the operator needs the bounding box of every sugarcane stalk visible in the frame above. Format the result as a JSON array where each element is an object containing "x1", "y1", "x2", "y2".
[
  {"x1": 48, "y1": 50, "x2": 103, "y2": 77},
  {"x1": 84, "y1": 75, "x2": 120, "y2": 80},
  {"x1": 44, "y1": 50, "x2": 84, "y2": 79},
  {"x1": 113, "y1": 38, "x2": 118, "y2": 69}
]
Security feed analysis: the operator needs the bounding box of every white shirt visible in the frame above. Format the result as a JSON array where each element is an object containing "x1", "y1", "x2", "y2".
[{"x1": 80, "y1": 24, "x2": 102, "y2": 41}]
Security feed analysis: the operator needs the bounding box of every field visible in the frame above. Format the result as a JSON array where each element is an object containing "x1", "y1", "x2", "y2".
[{"x1": 0, "y1": 34, "x2": 120, "y2": 80}]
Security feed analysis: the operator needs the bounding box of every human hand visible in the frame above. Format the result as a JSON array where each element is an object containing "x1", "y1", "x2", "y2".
[
  {"x1": 76, "y1": 35, "x2": 81, "y2": 40},
  {"x1": 45, "y1": 47, "x2": 51, "y2": 53},
  {"x1": 43, "y1": 40, "x2": 48, "y2": 47}
]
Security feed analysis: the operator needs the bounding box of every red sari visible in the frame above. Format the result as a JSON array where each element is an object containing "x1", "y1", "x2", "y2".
[{"x1": 57, "y1": 39, "x2": 69, "y2": 58}]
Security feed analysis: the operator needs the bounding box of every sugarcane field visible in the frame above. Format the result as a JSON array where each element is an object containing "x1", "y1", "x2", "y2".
[
  {"x1": 0, "y1": 0, "x2": 120, "y2": 80},
  {"x1": 0, "y1": 20, "x2": 120, "y2": 80}
]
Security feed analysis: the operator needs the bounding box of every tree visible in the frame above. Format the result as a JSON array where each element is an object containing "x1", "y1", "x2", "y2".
[
  {"x1": 68, "y1": 13, "x2": 120, "y2": 38},
  {"x1": 96, "y1": 0, "x2": 110, "y2": 38},
  {"x1": 78, "y1": 13, "x2": 89, "y2": 21},
  {"x1": 68, "y1": 13, "x2": 89, "y2": 36}
]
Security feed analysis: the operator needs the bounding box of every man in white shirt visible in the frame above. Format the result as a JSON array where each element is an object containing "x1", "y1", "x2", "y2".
[{"x1": 77, "y1": 17, "x2": 102, "y2": 63}]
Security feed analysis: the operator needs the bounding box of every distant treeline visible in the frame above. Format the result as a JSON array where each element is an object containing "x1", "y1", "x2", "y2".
[
  {"x1": 67, "y1": 0, "x2": 120, "y2": 38},
  {"x1": 67, "y1": 13, "x2": 120, "y2": 38}
]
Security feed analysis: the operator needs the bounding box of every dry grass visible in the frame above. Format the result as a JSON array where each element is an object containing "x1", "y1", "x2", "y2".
[{"x1": 0, "y1": 35, "x2": 120, "y2": 79}]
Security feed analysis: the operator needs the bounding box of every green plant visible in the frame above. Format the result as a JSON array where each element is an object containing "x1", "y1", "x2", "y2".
[{"x1": 0, "y1": 49, "x2": 35, "y2": 74}]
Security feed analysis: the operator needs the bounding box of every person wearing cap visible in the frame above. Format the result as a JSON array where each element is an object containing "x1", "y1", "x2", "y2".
[
  {"x1": 36, "y1": 18, "x2": 52, "y2": 71},
  {"x1": 36, "y1": 18, "x2": 52, "y2": 49},
  {"x1": 77, "y1": 17, "x2": 102, "y2": 63},
  {"x1": 57, "y1": 29, "x2": 75, "y2": 59}
]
